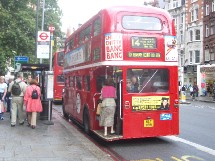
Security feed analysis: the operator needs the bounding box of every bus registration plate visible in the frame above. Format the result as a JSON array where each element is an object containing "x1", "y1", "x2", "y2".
[{"x1": 144, "y1": 119, "x2": 154, "y2": 127}]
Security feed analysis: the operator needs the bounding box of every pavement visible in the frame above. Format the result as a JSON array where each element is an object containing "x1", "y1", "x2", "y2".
[
  {"x1": 0, "y1": 107, "x2": 114, "y2": 161},
  {"x1": 180, "y1": 92, "x2": 215, "y2": 104}
]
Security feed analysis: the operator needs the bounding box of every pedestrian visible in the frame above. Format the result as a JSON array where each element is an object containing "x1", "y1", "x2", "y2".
[
  {"x1": 25, "y1": 75, "x2": 32, "y2": 124},
  {"x1": 189, "y1": 85, "x2": 194, "y2": 98},
  {"x1": 0, "y1": 76, "x2": 7, "y2": 120},
  {"x1": 99, "y1": 77, "x2": 117, "y2": 136},
  {"x1": 24, "y1": 79, "x2": 42, "y2": 129},
  {"x1": 8, "y1": 72, "x2": 28, "y2": 127},
  {"x1": 6, "y1": 76, "x2": 14, "y2": 112},
  {"x1": 193, "y1": 82, "x2": 199, "y2": 97},
  {"x1": 181, "y1": 85, "x2": 186, "y2": 91},
  {"x1": 26, "y1": 75, "x2": 32, "y2": 85},
  {"x1": 213, "y1": 84, "x2": 215, "y2": 100}
]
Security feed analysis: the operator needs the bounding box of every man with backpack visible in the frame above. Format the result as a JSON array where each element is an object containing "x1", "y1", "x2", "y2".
[{"x1": 8, "y1": 72, "x2": 28, "y2": 127}]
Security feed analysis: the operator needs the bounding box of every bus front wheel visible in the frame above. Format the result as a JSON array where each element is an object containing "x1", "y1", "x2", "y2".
[{"x1": 83, "y1": 109, "x2": 90, "y2": 134}]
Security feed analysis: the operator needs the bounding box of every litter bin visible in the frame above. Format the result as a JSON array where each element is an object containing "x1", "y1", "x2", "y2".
[
  {"x1": 180, "y1": 91, "x2": 186, "y2": 102},
  {"x1": 40, "y1": 100, "x2": 52, "y2": 120}
]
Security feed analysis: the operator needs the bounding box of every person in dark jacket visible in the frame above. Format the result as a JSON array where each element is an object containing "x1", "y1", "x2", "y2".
[{"x1": 130, "y1": 76, "x2": 139, "y2": 93}]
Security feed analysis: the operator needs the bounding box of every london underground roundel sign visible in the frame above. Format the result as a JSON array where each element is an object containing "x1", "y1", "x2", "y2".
[{"x1": 37, "y1": 31, "x2": 50, "y2": 42}]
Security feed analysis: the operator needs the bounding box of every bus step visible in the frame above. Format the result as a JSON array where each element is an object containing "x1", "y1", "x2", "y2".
[{"x1": 92, "y1": 130, "x2": 123, "y2": 141}]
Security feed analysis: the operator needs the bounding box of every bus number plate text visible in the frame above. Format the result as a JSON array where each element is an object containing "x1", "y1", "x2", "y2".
[{"x1": 144, "y1": 119, "x2": 154, "y2": 127}]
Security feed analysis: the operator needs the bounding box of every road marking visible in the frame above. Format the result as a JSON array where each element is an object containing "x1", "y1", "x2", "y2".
[{"x1": 165, "y1": 136, "x2": 215, "y2": 156}]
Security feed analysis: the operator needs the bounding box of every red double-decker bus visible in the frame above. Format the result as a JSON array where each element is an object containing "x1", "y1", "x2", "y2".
[
  {"x1": 53, "y1": 51, "x2": 64, "y2": 103},
  {"x1": 63, "y1": 5, "x2": 179, "y2": 141}
]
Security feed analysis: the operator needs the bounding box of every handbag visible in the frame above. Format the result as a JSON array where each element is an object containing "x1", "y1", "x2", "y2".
[{"x1": 96, "y1": 103, "x2": 102, "y2": 115}]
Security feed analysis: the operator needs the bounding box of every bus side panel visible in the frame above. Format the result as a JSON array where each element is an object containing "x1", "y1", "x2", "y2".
[{"x1": 170, "y1": 66, "x2": 179, "y2": 135}]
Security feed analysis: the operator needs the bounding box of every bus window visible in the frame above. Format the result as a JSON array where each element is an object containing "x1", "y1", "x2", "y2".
[
  {"x1": 79, "y1": 26, "x2": 92, "y2": 44},
  {"x1": 76, "y1": 76, "x2": 82, "y2": 90},
  {"x1": 84, "y1": 76, "x2": 90, "y2": 91},
  {"x1": 122, "y1": 16, "x2": 162, "y2": 31},
  {"x1": 126, "y1": 69, "x2": 169, "y2": 93},
  {"x1": 84, "y1": 26, "x2": 91, "y2": 41},
  {"x1": 65, "y1": 77, "x2": 69, "y2": 87},
  {"x1": 79, "y1": 31, "x2": 84, "y2": 45},
  {"x1": 57, "y1": 74, "x2": 64, "y2": 83},
  {"x1": 93, "y1": 18, "x2": 101, "y2": 36},
  {"x1": 57, "y1": 52, "x2": 64, "y2": 67},
  {"x1": 69, "y1": 76, "x2": 73, "y2": 87},
  {"x1": 69, "y1": 37, "x2": 75, "y2": 50},
  {"x1": 96, "y1": 76, "x2": 105, "y2": 92},
  {"x1": 65, "y1": 42, "x2": 70, "y2": 53}
]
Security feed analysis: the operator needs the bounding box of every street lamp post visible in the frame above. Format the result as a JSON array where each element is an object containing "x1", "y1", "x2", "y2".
[
  {"x1": 40, "y1": 0, "x2": 45, "y2": 64},
  {"x1": 35, "y1": 0, "x2": 39, "y2": 63}
]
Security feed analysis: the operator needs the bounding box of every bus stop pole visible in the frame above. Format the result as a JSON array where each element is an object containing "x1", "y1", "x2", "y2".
[
  {"x1": 48, "y1": 33, "x2": 53, "y2": 123},
  {"x1": 43, "y1": 32, "x2": 54, "y2": 125}
]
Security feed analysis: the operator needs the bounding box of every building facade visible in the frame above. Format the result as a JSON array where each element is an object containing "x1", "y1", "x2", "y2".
[
  {"x1": 165, "y1": 0, "x2": 215, "y2": 95},
  {"x1": 201, "y1": 0, "x2": 215, "y2": 95}
]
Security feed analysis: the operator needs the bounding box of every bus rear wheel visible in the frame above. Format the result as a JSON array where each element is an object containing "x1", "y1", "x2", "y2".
[{"x1": 83, "y1": 109, "x2": 90, "y2": 134}]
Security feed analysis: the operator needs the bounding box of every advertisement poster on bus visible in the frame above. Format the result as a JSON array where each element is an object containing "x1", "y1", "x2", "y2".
[
  {"x1": 105, "y1": 33, "x2": 123, "y2": 60},
  {"x1": 164, "y1": 36, "x2": 178, "y2": 62},
  {"x1": 132, "y1": 96, "x2": 170, "y2": 111}
]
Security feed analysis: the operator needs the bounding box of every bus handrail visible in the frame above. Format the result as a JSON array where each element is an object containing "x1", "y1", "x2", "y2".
[
  {"x1": 119, "y1": 80, "x2": 123, "y2": 120},
  {"x1": 93, "y1": 93, "x2": 101, "y2": 111}
]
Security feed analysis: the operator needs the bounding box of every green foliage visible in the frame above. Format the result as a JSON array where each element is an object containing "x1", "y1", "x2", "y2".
[{"x1": 0, "y1": 0, "x2": 64, "y2": 74}]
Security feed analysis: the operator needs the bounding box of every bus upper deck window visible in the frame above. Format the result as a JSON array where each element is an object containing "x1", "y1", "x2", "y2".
[{"x1": 122, "y1": 16, "x2": 162, "y2": 31}]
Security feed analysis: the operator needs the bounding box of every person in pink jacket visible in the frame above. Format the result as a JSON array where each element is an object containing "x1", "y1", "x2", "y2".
[
  {"x1": 100, "y1": 77, "x2": 117, "y2": 136},
  {"x1": 24, "y1": 79, "x2": 42, "y2": 129}
]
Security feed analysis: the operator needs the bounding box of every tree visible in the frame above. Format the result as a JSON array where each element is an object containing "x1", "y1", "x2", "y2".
[{"x1": 0, "y1": 0, "x2": 63, "y2": 74}]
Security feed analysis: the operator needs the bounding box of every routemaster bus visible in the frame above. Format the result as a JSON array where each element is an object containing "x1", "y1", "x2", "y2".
[
  {"x1": 53, "y1": 51, "x2": 65, "y2": 103},
  {"x1": 62, "y1": 5, "x2": 179, "y2": 141}
]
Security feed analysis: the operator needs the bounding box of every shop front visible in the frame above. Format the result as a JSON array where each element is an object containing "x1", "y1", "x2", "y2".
[{"x1": 200, "y1": 65, "x2": 215, "y2": 96}]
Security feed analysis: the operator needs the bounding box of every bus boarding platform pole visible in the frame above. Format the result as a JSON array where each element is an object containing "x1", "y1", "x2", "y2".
[
  {"x1": 43, "y1": 100, "x2": 54, "y2": 125},
  {"x1": 43, "y1": 73, "x2": 54, "y2": 125},
  {"x1": 43, "y1": 31, "x2": 54, "y2": 125}
]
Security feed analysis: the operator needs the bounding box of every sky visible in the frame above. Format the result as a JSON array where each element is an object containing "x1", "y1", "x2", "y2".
[{"x1": 57, "y1": 0, "x2": 158, "y2": 33}]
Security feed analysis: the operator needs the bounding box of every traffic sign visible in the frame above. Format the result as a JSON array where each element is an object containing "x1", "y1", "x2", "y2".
[
  {"x1": 49, "y1": 25, "x2": 55, "y2": 32},
  {"x1": 15, "y1": 56, "x2": 29, "y2": 62},
  {"x1": 38, "y1": 31, "x2": 50, "y2": 42}
]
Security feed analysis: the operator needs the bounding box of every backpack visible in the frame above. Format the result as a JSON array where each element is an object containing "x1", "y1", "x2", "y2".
[
  {"x1": 31, "y1": 86, "x2": 39, "y2": 99},
  {"x1": 11, "y1": 81, "x2": 22, "y2": 96}
]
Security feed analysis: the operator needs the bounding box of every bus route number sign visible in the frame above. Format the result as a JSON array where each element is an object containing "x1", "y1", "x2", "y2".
[
  {"x1": 132, "y1": 37, "x2": 156, "y2": 49},
  {"x1": 144, "y1": 119, "x2": 154, "y2": 127}
]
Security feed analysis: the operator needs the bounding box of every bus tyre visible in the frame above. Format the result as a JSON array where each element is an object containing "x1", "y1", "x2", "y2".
[
  {"x1": 62, "y1": 102, "x2": 69, "y2": 120},
  {"x1": 83, "y1": 109, "x2": 90, "y2": 134}
]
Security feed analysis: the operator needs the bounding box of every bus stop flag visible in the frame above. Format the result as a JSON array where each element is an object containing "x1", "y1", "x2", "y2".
[{"x1": 37, "y1": 31, "x2": 50, "y2": 59}]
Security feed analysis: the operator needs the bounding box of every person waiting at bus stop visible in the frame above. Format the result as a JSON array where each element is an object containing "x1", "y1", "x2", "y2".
[
  {"x1": 0, "y1": 76, "x2": 7, "y2": 120},
  {"x1": 8, "y1": 72, "x2": 28, "y2": 127},
  {"x1": 100, "y1": 77, "x2": 117, "y2": 136},
  {"x1": 24, "y1": 79, "x2": 42, "y2": 129}
]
